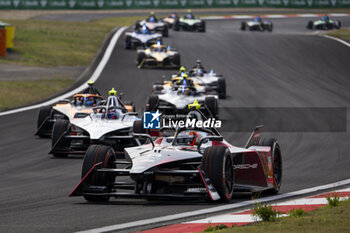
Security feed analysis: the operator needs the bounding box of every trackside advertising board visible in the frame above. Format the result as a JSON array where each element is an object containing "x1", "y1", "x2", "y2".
[{"x1": 0, "y1": 0, "x2": 349, "y2": 9}]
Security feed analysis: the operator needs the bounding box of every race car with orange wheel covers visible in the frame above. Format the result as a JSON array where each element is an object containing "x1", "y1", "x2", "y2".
[
  {"x1": 124, "y1": 24, "x2": 163, "y2": 49},
  {"x1": 70, "y1": 108, "x2": 282, "y2": 202},
  {"x1": 49, "y1": 89, "x2": 140, "y2": 158},
  {"x1": 136, "y1": 41, "x2": 180, "y2": 69},
  {"x1": 35, "y1": 93, "x2": 104, "y2": 138},
  {"x1": 241, "y1": 16, "x2": 273, "y2": 32},
  {"x1": 306, "y1": 16, "x2": 341, "y2": 30},
  {"x1": 35, "y1": 94, "x2": 136, "y2": 139}
]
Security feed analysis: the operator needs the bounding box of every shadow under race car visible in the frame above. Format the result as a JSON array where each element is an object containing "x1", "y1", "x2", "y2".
[{"x1": 70, "y1": 109, "x2": 282, "y2": 203}]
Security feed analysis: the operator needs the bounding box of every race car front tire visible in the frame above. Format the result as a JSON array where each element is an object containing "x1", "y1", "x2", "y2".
[
  {"x1": 147, "y1": 95, "x2": 159, "y2": 111},
  {"x1": 37, "y1": 106, "x2": 52, "y2": 138},
  {"x1": 199, "y1": 21, "x2": 206, "y2": 32},
  {"x1": 307, "y1": 21, "x2": 313, "y2": 29},
  {"x1": 255, "y1": 138, "x2": 282, "y2": 194},
  {"x1": 173, "y1": 54, "x2": 181, "y2": 68},
  {"x1": 174, "y1": 20, "x2": 180, "y2": 31},
  {"x1": 125, "y1": 36, "x2": 132, "y2": 49},
  {"x1": 268, "y1": 23, "x2": 273, "y2": 32},
  {"x1": 51, "y1": 118, "x2": 70, "y2": 158},
  {"x1": 240, "y1": 22, "x2": 247, "y2": 31},
  {"x1": 137, "y1": 52, "x2": 145, "y2": 65},
  {"x1": 336, "y1": 20, "x2": 341, "y2": 29},
  {"x1": 201, "y1": 146, "x2": 234, "y2": 202},
  {"x1": 205, "y1": 97, "x2": 218, "y2": 118},
  {"x1": 162, "y1": 25, "x2": 169, "y2": 37},
  {"x1": 218, "y1": 78, "x2": 226, "y2": 99},
  {"x1": 82, "y1": 145, "x2": 116, "y2": 202}
]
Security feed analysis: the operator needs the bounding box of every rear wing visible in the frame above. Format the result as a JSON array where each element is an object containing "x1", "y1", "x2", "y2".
[{"x1": 245, "y1": 125, "x2": 263, "y2": 149}]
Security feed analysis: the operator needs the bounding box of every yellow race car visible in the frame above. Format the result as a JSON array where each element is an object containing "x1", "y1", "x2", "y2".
[{"x1": 136, "y1": 42, "x2": 180, "y2": 69}]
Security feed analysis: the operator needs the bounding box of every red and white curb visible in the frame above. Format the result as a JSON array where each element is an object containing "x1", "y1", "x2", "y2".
[
  {"x1": 203, "y1": 13, "x2": 350, "y2": 20},
  {"x1": 136, "y1": 187, "x2": 350, "y2": 233}
]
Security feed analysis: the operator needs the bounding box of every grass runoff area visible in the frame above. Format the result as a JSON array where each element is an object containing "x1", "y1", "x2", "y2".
[
  {"x1": 203, "y1": 197, "x2": 350, "y2": 233},
  {"x1": 0, "y1": 14, "x2": 349, "y2": 110},
  {"x1": 0, "y1": 16, "x2": 142, "y2": 110},
  {"x1": 327, "y1": 29, "x2": 350, "y2": 43}
]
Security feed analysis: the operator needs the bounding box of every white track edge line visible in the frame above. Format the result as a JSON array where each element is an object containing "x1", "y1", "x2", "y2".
[
  {"x1": 75, "y1": 178, "x2": 350, "y2": 233},
  {"x1": 0, "y1": 26, "x2": 127, "y2": 117},
  {"x1": 322, "y1": 34, "x2": 350, "y2": 48}
]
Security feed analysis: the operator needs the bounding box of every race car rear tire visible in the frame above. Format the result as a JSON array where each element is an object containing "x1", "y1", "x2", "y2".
[
  {"x1": 307, "y1": 21, "x2": 313, "y2": 29},
  {"x1": 162, "y1": 25, "x2": 169, "y2": 37},
  {"x1": 199, "y1": 21, "x2": 206, "y2": 32},
  {"x1": 201, "y1": 146, "x2": 234, "y2": 202},
  {"x1": 205, "y1": 97, "x2": 218, "y2": 118},
  {"x1": 51, "y1": 118, "x2": 70, "y2": 158},
  {"x1": 133, "y1": 120, "x2": 146, "y2": 134},
  {"x1": 336, "y1": 20, "x2": 341, "y2": 29},
  {"x1": 268, "y1": 23, "x2": 273, "y2": 32},
  {"x1": 37, "y1": 106, "x2": 52, "y2": 138},
  {"x1": 218, "y1": 78, "x2": 226, "y2": 99},
  {"x1": 147, "y1": 95, "x2": 159, "y2": 111},
  {"x1": 82, "y1": 145, "x2": 116, "y2": 202},
  {"x1": 173, "y1": 54, "x2": 181, "y2": 68},
  {"x1": 174, "y1": 20, "x2": 180, "y2": 31},
  {"x1": 137, "y1": 52, "x2": 146, "y2": 65},
  {"x1": 240, "y1": 22, "x2": 246, "y2": 31},
  {"x1": 261, "y1": 138, "x2": 282, "y2": 194},
  {"x1": 125, "y1": 36, "x2": 132, "y2": 49}
]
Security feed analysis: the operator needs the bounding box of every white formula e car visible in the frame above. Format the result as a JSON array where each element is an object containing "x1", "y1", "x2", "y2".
[
  {"x1": 124, "y1": 24, "x2": 163, "y2": 49},
  {"x1": 173, "y1": 11, "x2": 205, "y2": 32},
  {"x1": 162, "y1": 13, "x2": 179, "y2": 28},
  {"x1": 307, "y1": 16, "x2": 341, "y2": 30},
  {"x1": 70, "y1": 108, "x2": 282, "y2": 202},
  {"x1": 147, "y1": 76, "x2": 218, "y2": 118},
  {"x1": 241, "y1": 16, "x2": 273, "y2": 32},
  {"x1": 135, "y1": 13, "x2": 169, "y2": 37},
  {"x1": 136, "y1": 41, "x2": 180, "y2": 69},
  {"x1": 49, "y1": 89, "x2": 140, "y2": 158}
]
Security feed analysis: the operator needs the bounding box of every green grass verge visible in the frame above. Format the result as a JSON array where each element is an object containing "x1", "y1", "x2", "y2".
[
  {"x1": 203, "y1": 199, "x2": 350, "y2": 233},
  {"x1": 0, "y1": 78, "x2": 74, "y2": 110},
  {"x1": 327, "y1": 29, "x2": 350, "y2": 43},
  {"x1": 0, "y1": 16, "x2": 143, "y2": 67},
  {"x1": 0, "y1": 16, "x2": 143, "y2": 110}
]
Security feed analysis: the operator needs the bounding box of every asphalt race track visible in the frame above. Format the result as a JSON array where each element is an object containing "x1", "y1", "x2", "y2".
[{"x1": 0, "y1": 16, "x2": 350, "y2": 232}]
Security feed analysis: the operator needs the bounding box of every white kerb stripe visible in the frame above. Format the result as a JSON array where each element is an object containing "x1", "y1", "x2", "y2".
[
  {"x1": 0, "y1": 26, "x2": 128, "y2": 117},
  {"x1": 75, "y1": 178, "x2": 350, "y2": 233},
  {"x1": 323, "y1": 35, "x2": 350, "y2": 48}
]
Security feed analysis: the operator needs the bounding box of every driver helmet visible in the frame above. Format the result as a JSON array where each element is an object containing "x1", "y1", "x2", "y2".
[
  {"x1": 187, "y1": 9, "x2": 192, "y2": 19},
  {"x1": 324, "y1": 15, "x2": 329, "y2": 21},
  {"x1": 255, "y1": 16, "x2": 261, "y2": 22},
  {"x1": 84, "y1": 96, "x2": 95, "y2": 106},
  {"x1": 107, "y1": 108, "x2": 120, "y2": 119},
  {"x1": 180, "y1": 66, "x2": 186, "y2": 73},
  {"x1": 141, "y1": 24, "x2": 148, "y2": 34}
]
